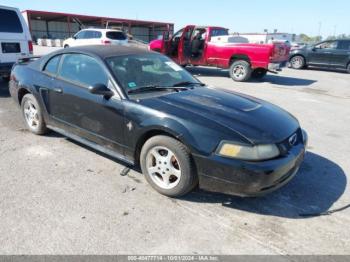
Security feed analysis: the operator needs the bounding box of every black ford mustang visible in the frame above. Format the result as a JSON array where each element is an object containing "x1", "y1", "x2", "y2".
[{"x1": 9, "y1": 46, "x2": 307, "y2": 197}]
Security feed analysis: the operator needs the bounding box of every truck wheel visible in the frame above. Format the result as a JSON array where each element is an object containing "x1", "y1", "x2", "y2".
[
  {"x1": 290, "y1": 55, "x2": 306, "y2": 69},
  {"x1": 229, "y1": 60, "x2": 252, "y2": 82},
  {"x1": 140, "y1": 135, "x2": 198, "y2": 197},
  {"x1": 21, "y1": 94, "x2": 48, "y2": 135},
  {"x1": 252, "y1": 68, "x2": 267, "y2": 79}
]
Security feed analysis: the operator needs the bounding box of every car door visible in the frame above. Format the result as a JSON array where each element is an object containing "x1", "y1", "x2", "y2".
[
  {"x1": 46, "y1": 53, "x2": 126, "y2": 154},
  {"x1": 72, "y1": 31, "x2": 87, "y2": 46},
  {"x1": 331, "y1": 40, "x2": 350, "y2": 68},
  {"x1": 308, "y1": 41, "x2": 337, "y2": 66}
]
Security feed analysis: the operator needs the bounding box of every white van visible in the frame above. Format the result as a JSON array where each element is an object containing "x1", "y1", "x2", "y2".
[{"x1": 0, "y1": 5, "x2": 33, "y2": 81}]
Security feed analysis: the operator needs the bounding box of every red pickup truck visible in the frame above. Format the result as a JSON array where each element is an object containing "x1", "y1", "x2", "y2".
[{"x1": 149, "y1": 25, "x2": 290, "y2": 82}]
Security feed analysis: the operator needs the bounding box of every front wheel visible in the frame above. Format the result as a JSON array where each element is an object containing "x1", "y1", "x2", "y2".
[
  {"x1": 21, "y1": 94, "x2": 48, "y2": 135},
  {"x1": 140, "y1": 135, "x2": 198, "y2": 197},
  {"x1": 290, "y1": 55, "x2": 306, "y2": 69},
  {"x1": 229, "y1": 60, "x2": 252, "y2": 82},
  {"x1": 64, "y1": 44, "x2": 69, "y2": 48},
  {"x1": 252, "y1": 68, "x2": 267, "y2": 79}
]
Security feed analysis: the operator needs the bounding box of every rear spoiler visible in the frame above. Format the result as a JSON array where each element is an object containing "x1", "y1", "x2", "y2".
[{"x1": 17, "y1": 56, "x2": 41, "y2": 64}]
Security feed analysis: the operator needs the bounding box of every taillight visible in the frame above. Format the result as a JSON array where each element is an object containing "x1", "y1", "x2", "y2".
[
  {"x1": 101, "y1": 40, "x2": 111, "y2": 45},
  {"x1": 28, "y1": 41, "x2": 33, "y2": 54}
]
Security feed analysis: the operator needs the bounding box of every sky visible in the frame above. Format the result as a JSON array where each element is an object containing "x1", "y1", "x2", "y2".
[{"x1": 1, "y1": 0, "x2": 349, "y2": 38}]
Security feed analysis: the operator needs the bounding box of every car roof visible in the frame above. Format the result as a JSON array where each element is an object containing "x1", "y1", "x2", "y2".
[
  {"x1": 56, "y1": 45, "x2": 152, "y2": 59},
  {"x1": 81, "y1": 28, "x2": 124, "y2": 32}
]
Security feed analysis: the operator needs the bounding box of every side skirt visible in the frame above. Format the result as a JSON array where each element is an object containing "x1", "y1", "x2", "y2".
[{"x1": 47, "y1": 125, "x2": 134, "y2": 166}]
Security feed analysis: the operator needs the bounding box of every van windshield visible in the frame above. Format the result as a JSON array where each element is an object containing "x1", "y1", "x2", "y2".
[{"x1": 0, "y1": 9, "x2": 23, "y2": 33}]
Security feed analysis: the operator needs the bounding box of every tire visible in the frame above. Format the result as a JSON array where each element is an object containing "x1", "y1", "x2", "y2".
[
  {"x1": 64, "y1": 45, "x2": 69, "y2": 48},
  {"x1": 252, "y1": 68, "x2": 267, "y2": 79},
  {"x1": 290, "y1": 55, "x2": 306, "y2": 69},
  {"x1": 140, "y1": 135, "x2": 198, "y2": 197},
  {"x1": 21, "y1": 94, "x2": 48, "y2": 135},
  {"x1": 347, "y1": 63, "x2": 350, "y2": 73},
  {"x1": 229, "y1": 60, "x2": 252, "y2": 82}
]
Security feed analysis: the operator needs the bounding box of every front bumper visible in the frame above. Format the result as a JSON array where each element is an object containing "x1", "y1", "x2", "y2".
[
  {"x1": 268, "y1": 61, "x2": 287, "y2": 72},
  {"x1": 0, "y1": 62, "x2": 14, "y2": 77},
  {"x1": 193, "y1": 132, "x2": 308, "y2": 197}
]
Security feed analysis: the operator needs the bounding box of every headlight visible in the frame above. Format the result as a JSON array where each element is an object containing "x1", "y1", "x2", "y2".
[{"x1": 217, "y1": 142, "x2": 280, "y2": 161}]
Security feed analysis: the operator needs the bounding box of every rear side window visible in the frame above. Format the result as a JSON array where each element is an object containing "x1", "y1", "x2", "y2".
[
  {"x1": 58, "y1": 54, "x2": 108, "y2": 87},
  {"x1": 0, "y1": 9, "x2": 23, "y2": 33},
  {"x1": 106, "y1": 31, "x2": 127, "y2": 40},
  {"x1": 44, "y1": 55, "x2": 61, "y2": 75},
  {"x1": 338, "y1": 41, "x2": 350, "y2": 50}
]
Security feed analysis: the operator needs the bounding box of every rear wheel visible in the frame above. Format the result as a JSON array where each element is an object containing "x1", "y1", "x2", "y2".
[
  {"x1": 140, "y1": 135, "x2": 198, "y2": 197},
  {"x1": 21, "y1": 94, "x2": 48, "y2": 135},
  {"x1": 252, "y1": 68, "x2": 267, "y2": 79},
  {"x1": 290, "y1": 55, "x2": 306, "y2": 69},
  {"x1": 64, "y1": 44, "x2": 69, "y2": 48},
  {"x1": 229, "y1": 60, "x2": 252, "y2": 82}
]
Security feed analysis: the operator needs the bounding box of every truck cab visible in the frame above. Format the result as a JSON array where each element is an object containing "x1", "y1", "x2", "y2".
[{"x1": 150, "y1": 25, "x2": 290, "y2": 82}]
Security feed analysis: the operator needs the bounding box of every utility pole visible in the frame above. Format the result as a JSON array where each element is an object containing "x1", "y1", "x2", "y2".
[
  {"x1": 333, "y1": 25, "x2": 337, "y2": 37},
  {"x1": 318, "y1": 22, "x2": 322, "y2": 37}
]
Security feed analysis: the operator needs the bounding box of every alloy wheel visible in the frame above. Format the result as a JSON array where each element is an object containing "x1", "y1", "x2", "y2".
[
  {"x1": 23, "y1": 100, "x2": 39, "y2": 129},
  {"x1": 146, "y1": 146, "x2": 181, "y2": 189}
]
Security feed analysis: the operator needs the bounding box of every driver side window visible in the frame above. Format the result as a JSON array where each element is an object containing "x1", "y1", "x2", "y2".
[
  {"x1": 172, "y1": 29, "x2": 184, "y2": 41},
  {"x1": 75, "y1": 31, "x2": 86, "y2": 39},
  {"x1": 316, "y1": 41, "x2": 337, "y2": 49}
]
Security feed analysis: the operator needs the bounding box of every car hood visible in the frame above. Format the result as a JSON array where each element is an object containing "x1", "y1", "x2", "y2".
[{"x1": 139, "y1": 87, "x2": 300, "y2": 144}]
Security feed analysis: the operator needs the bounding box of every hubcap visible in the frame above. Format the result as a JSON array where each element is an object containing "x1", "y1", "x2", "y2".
[
  {"x1": 24, "y1": 101, "x2": 39, "y2": 129},
  {"x1": 146, "y1": 146, "x2": 181, "y2": 189},
  {"x1": 233, "y1": 65, "x2": 246, "y2": 78},
  {"x1": 292, "y1": 57, "x2": 303, "y2": 68}
]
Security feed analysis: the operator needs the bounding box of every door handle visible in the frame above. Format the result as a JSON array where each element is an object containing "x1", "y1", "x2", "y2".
[{"x1": 53, "y1": 87, "x2": 63, "y2": 93}]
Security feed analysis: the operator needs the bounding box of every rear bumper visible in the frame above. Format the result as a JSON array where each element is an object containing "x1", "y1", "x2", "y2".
[
  {"x1": 193, "y1": 132, "x2": 308, "y2": 197},
  {"x1": 268, "y1": 61, "x2": 287, "y2": 72},
  {"x1": 0, "y1": 62, "x2": 14, "y2": 76}
]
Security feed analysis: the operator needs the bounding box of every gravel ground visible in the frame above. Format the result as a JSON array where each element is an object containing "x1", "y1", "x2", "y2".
[{"x1": 0, "y1": 54, "x2": 349, "y2": 255}]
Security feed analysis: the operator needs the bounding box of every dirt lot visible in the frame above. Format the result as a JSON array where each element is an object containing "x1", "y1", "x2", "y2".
[{"x1": 0, "y1": 61, "x2": 349, "y2": 254}]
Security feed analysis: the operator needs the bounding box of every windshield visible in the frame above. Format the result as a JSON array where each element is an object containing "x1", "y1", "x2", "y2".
[{"x1": 106, "y1": 53, "x2": 201, "y2": 94}]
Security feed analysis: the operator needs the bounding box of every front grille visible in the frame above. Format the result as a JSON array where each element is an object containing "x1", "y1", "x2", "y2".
[{"x1": 277, "y1": 128, "x2": 303, "y2": 155}]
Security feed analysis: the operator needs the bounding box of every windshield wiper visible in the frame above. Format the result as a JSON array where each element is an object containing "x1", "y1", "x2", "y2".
[
  {"x1": 127, "y1": 85, "x2": 189, "y2": 94},
  {"x1": 172, "y1": 81, "x2": 205, "y2": 87}
]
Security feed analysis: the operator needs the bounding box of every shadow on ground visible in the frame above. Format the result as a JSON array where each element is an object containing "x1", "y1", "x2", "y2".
[
  {"x1": 187, "y1": 67, "x2": 317, "y2": 86},
  {"x1": 181, "y1": 152, "x2": 347, "y2": 219},
  {"x1": 0, "y1": 80, "x2": 10, "y2": 97}
]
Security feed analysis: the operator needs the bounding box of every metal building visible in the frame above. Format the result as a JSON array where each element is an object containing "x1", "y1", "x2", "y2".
[{"x1": 21, "y1": 10, "x2": 174, "y2": 43}]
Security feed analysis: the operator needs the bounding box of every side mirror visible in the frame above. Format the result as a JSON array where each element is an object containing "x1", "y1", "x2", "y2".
[{"x1": 89, "y1": 83, "x2": 114, "y2": 98}]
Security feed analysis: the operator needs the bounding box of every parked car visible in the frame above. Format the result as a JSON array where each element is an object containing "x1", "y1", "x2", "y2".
[
  {"x1": 289, "y1": 39, "x2": 350, "y2": 72},
  {"x1": 149, "y1": 25, "x2": 290, "y2": 82},
  {"x1": 63, "y1": 29, "x2": 128, "y2": 48},
  {"x1": 0, "y1": 5, "x2": 33, "y2": 81},
  {"x1": 9, "y1": 46, "x2": 307, "y2": 197}
]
